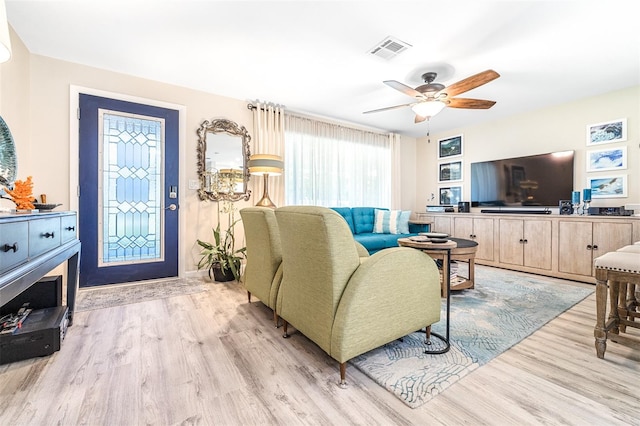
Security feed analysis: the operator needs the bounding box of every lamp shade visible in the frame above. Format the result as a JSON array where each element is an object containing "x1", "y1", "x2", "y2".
[
  {"x1": 248, "y1": 154, "x2": 283, "y2": 176},
  {"x1": 411, "y1": 101, "x2": 445, "y2": 118},
  {"x1": 0, "y1": 0, "x2": 11, "y2": 63}
]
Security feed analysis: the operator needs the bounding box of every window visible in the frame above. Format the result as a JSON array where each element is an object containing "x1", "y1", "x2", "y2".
[{"x1": 284, "y1": 114, "x2": 391, "y2": 207}]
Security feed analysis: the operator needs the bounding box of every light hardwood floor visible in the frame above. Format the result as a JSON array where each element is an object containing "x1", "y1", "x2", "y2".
[{"x1": 1, "y1": 267, "x2": 639, "y2": 425}]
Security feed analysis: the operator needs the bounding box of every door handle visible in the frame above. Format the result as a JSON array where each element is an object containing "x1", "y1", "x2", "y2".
[{"x1": 165, "y1": 204, "x2": 177, "y2": 211}]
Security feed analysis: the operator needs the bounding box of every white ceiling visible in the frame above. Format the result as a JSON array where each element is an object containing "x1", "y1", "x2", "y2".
[{"x1": 6, "y1": 1, "x2": 640, "y2": 138}]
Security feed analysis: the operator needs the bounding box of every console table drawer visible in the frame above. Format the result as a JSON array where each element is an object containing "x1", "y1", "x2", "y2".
[
  {"x1": 60, "y1": 215, "x2": 77, "y2": 244},
  {"x1": 0, "y1": 221, "x2": 29, "y2": 274},
  {"x1": 29, "y1": 217, "x2": 61, "y2": 258}
]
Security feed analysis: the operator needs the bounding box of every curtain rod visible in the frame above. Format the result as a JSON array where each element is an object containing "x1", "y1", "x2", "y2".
[
  {"x1": 247, "y1": 103, "x2": 283, "y2": 113},
  {"x1": 248, "y1": 103, "x2": 393, "y2": 137}
]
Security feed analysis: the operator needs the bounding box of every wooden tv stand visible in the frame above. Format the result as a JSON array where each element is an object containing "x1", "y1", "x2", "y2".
[{"x1": 414, "y1": 211, "x2": 640, "y2": 284}]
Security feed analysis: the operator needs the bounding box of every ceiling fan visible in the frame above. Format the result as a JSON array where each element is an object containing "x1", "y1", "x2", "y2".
[{"x1": 364, "y1": 69, "x2": 500, "y2": 123}]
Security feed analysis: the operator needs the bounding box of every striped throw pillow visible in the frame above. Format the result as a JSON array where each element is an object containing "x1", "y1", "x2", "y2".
[{"x1": 373, "y1": 209, "x2": 411, "y2": 234}]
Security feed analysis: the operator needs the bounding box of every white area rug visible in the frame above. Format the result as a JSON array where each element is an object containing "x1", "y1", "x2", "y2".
[{"x1": 76, "y1": 277, "x2": 207, "y2": 311}]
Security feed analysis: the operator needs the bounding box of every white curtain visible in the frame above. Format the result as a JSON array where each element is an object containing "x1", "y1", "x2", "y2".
[
  {"x1": 284, "y1": 114, "x2": 392, "y2": 207},
  {"x1": 250, "y1": 102, "x2": 285, "y2": 207},
  {"x1": 390, "y1": 133, "x2": 402, "y2": 209}
]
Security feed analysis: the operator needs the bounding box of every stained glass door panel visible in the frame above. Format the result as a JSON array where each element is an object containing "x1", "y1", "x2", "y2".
[{"x1": 99, "y1": 111, "x2": 163, "y2": 265}]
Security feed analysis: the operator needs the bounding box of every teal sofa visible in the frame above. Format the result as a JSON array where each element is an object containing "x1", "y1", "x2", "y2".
[{"x1": 331, "y1": 207, "x2": 428, "y2": 254}]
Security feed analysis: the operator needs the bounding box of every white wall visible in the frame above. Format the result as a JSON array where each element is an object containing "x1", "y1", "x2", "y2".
[{"x1": 415, "y1": 86, "x2": 640, "y2": 211}]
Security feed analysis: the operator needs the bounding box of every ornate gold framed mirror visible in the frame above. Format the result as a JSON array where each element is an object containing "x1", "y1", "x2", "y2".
[{"x1": 197, "y1": 119, "x2": 252, "y2": 202}]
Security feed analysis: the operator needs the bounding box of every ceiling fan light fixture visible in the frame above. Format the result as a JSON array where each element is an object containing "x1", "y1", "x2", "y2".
[{"x1": 411, "y1": 101, "x2": 445, "y2": 118}]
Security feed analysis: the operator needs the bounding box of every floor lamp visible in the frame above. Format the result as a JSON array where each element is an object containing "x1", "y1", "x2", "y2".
[{"x1": 248, "y1": 154, "x2": 283, "y2": 208}]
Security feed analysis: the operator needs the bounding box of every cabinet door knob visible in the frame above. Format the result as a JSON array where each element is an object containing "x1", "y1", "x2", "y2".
[
  {"x1": 587, "y1": 244, "x2": 592, "y2": 250},
  {"x1": 592, "y1": 245, "x2": 598, "y2": 250},
  {"x1": 42, "y1": 232, "x2": 55, "y2": 238},
  {"x1": 2, "y1": 242, "x2": 18, "y2": 252},
  {"x1": 519, "y1": 239, "x2": 524, "y2": 243},
  {"x1": 65, "y1": 226, "x2": 75, "y2": 231},
  {"x1": 523, "y1": 239, "x2": 528, "y2": 244}
]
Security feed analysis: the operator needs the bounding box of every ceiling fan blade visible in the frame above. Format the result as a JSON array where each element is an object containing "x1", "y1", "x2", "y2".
[
  {"x1": 363, "y1": 103, "x2": 414, "y2": 114},
  {"x1": 414, "y1": 115, "x2": 427, "y2": 123},
  {"x1": 439, "y1": 70, "x2": 500, "y2": 98},
  {"x1": 447, "y1": 98, "x2": 496, "y2": 109},
  {"x1": 384, "y1": 80, "x2": 424, "y2": 98}
]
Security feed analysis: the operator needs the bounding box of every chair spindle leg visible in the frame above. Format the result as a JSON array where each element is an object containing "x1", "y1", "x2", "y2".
[{"x1": 338, "y1": 362, "x2": 347, "y2": 388}]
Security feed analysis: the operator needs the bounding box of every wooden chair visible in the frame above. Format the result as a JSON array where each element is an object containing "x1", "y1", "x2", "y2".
[
  {"x1": 593, "y1": 249, "x2": 640, "y2": 358},
  {"x1": 615, "y1": 245, "x2": 640, "y2": 331}
]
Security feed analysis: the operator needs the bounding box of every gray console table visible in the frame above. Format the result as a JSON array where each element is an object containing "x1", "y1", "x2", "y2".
[{"x1": 0, "y1": 211, "x2": 81, "y2": 325}]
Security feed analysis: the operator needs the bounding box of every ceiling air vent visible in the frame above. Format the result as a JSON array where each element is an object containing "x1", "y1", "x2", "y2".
[{"x1": 368, "y1": 36, "x2": 412, "y2": 60}]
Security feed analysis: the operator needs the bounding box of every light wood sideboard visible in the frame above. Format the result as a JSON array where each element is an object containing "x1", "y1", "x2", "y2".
[{"x1": 415, "y1": 212, "x2": 640, "y2": 284}]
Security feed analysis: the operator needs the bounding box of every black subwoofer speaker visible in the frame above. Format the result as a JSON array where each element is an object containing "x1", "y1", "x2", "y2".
[
  {"x1": 458, "y1": 201, "x2": 470, "y2": 213},
  {"x1": 559, "y1": 200, "x2": 572, "y2": 215}
]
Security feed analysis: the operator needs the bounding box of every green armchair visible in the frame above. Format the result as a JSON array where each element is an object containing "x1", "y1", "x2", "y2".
[
  {"x1": 274, "y1": 206, "x2": 441, "y2": 386},
  {"x1": 239, "y1": 207, "x2": 284, "y2": 326}
]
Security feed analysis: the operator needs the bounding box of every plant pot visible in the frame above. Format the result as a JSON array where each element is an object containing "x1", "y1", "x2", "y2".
[{"x1": 212, "y1": 266, "x2": 236, "y2": 282}]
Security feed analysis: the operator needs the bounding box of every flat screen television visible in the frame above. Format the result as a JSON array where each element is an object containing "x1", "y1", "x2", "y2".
[{"x1": 470, "y1": 151, "x2": 574, "y2": 208}]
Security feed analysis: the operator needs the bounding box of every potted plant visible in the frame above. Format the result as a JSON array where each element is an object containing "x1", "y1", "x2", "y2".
[
  {"x1": 196, "y1": 176, "x2": 246, "y2": 282},
  {"x1": 196, "y1": 222, "x2": 246, "y2": 282}
]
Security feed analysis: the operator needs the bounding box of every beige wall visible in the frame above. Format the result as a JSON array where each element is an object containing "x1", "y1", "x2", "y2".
[
  {"x1": 399, "y1": 135, "x2": 418, "y2": 212},
  {"x1": 0, "y1": 27, "x2": 256, "y2": 274},
  {"x1": 0, "y1": 27, "x2": 30, "y2": 178},
  {"x1": 2, "y1": 25, "x2": 637, "y2": 275},
  {"x1": 416, "y1": 86, "x2": 640, "y2": 211}
]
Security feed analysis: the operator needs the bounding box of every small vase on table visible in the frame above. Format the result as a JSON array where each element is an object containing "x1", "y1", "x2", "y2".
[
  {"x1": 582, "y1": 189, "x2": 592, "y2": 215},
  {"x1": 571, "y1": 191, "x2": 581, "y2": 215}
]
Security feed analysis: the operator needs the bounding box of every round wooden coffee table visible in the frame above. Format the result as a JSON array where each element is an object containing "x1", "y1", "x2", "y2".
[{"x1": 398, "y1": 237, "x2": 478, "y2": 297}]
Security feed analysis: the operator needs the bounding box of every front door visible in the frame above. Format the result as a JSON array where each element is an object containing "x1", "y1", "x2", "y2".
[{"x1": 78, "y1": 94, "x2": 179, "y2": 287}]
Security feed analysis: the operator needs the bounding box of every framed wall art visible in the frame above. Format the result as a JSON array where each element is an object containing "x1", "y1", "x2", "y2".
[
  {"x1": 438, "y1": 160, "x2": 463, "y2": 183},
  {"x1": 439, "y1": 186, "x2": 462, "y2": 205},
  {"x1": 586, "y1": 146, "x2": 627, "y2": 172},
  {"x1": 588, "y1": 175, "x2": 627, "y2": 198},
  {"x1": 586, "y1": 118, "x2": 627, "y2": 145},
  {"x1": 438, "y1": 134, "x2": 463, "y2": 159}
]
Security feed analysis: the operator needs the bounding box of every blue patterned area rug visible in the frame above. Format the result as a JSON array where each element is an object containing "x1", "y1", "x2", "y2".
[{"x1": 350, "y1": 265, "x2": 594, "y2": 408}]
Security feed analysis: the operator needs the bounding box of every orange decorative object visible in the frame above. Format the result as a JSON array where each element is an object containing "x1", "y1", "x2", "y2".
[{"x1": 3, "y1": 176, "x2": 36, "y2": 210}]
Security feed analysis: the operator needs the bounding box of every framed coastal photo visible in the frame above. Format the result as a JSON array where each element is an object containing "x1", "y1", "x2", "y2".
[
  {"x1": 438, "y1": 134, "x2": 463, "y2": 159},
  {"x1": 438, "y1": 160, "x2": 463, "y2": 183},
  {"x1": 586, "y1": 146, "x2": 627, "y2": 172},
  {"x1": 588, "y1": 175, "x2": 627, "y2": 198},
  {"x1": 586, "y1": 118, "x2": 627, "y2": 145},
  {"x1": 439, "y1": 186, "x2": 462, "y2": 205}
]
